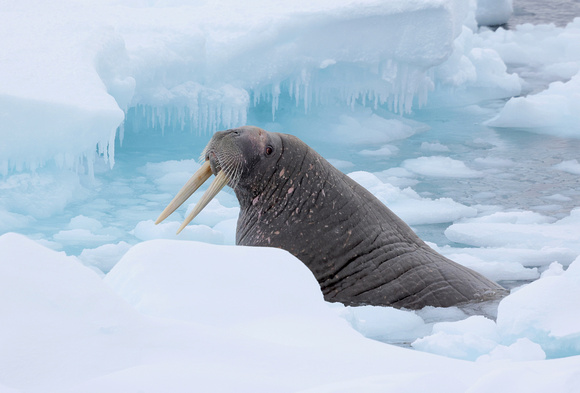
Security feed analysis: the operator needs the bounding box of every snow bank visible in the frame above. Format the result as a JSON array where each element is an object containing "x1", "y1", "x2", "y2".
[
  {"x1": 2, "y1": 232, "x2": 580, "y2": 392},
  {"x1": 1, "y1": 0, "x2": 522, "y2": 174}
]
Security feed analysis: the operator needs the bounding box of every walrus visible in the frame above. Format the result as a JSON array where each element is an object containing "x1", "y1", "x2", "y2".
[{"x1": 156, "y1": 126, "x2": 507, "y2": 309}]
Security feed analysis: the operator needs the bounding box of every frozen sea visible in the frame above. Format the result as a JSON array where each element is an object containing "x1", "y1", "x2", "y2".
[{"x1": 1, "y1": 0, "x2": 580, "y2": 392}]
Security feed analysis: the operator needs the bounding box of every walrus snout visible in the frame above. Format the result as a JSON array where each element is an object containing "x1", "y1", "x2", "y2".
[{"x1": 206, "y1": 150, "x2": 222, "y2": 176}]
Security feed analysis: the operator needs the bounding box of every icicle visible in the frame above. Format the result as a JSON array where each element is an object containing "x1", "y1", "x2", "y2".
[{"x1": 271, "y1": 83, "x2": 280, "y2": 121}]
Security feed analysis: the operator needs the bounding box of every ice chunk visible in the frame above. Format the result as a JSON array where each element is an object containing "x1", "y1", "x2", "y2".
[
  {"x1": 340, "y1": 306, "x2": 430, "y2": 344},
  {"x1": 554, "y1": 159, "x2": 580, "y2": 175},
  {"x1": 402, "y1": 156, "x2": 482, "y2": 178},
  {"x1": 105, "y1": 239, "x2": 327, "y2": 325},
  {"x1": 349, "y1": 171, "x2": 477, "y2": 225},
  {"x1": 412, "y1": 316, "x2": 500, "y2": 360},
  {"x1": 431, "y1": 26, "x2": 521, "y2": 105},
  {"x1": 496, "y1": 256, "x2": 580, "y2": 358},
  {"x1": 326, "y1": 158, "x2": 355, "y2": 170},
  {"x1": 486, "y1": 71, "x2": 580, "y2": 135},
  {"x1": 477, "y1": 338, "x2": 546, "y2": 362},
  {"x1": 0, "y1": 4, "x2": 124, "y2": 173},
  {"x1": 79, "y1": 241, "x2": 132, "y2": 273},
  {"x1": 438, "y1": 252, "x2": 539, "y2": 282},
  {"x1": 420, "y1": 141, "x2": 450, "y2": 153},
  {"x1": 0, "y1": 209, "x2": 33, "y2": 233},
  {"x1": 331, "y1": 113, "x2": 418, "y2": 145},
  {"x1": 0, "y1": 171, "x2": 86, "y2": 219},
  {"x1": 133, "y1": 220, "x2": 224, "y2": 244},
  {"x1": 445, "y1": 209, "x2": 580, "y2": 256},
  {"x1": 359, "y1": 145, "x2": 399, "y2": 157},
  {"x1": 184, "y1": 198, "x2": 239, "y2": 227},
  {"x1": 212, "y1": 218, "x2": 237, "y2": 245}
]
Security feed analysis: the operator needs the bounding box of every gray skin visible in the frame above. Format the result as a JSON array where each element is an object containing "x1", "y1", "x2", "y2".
[{"x1": 204, "y1": 126, "x2": 508, "y2": 309}]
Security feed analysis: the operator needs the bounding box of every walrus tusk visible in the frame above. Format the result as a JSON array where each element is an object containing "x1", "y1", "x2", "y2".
[
  {"x1": 176, "y1": 170, "x2": 229, "y2": 234},
  {"x1": 155, "y1": 161, "x2": 212, "y2": 225}
]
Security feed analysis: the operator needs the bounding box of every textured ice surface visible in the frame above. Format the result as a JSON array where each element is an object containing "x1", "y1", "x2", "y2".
[
  {"x1": 2, "y1": 233, "x2": 580, "y2": 393},
  {"x1": 2, "y1": 1, "x2": 580, "y2": 391}
]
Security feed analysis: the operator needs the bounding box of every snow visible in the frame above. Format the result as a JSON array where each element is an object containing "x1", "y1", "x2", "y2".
[
  {"x1": 2, "y1": 232, "x2": 580, "y2": 392},
  {"x1": 2, "y1": 0, "x2": 580, "y2": 391}
]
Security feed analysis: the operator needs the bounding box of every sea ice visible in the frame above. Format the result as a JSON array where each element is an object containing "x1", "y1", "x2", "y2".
[
  {"x1": 554, "y1": 159, "x2": 580, "y2": 175},
  {"x1": 2, "y1": 233, "x2": 580, "y2": 392},
  {"x1": 496, "y1": 256, "x2": 580, "y2": 358},
  {"x1": 486, "y1": 71, "x2": 580, "y2": 134},
  {"x1": 402, "y1": 156, "x2": 483, "y2": 178},
  {"x1": 348, "y1": 171, "x2": 478, "y2": 225}
]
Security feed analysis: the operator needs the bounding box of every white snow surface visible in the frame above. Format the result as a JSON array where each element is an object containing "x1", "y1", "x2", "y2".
[
  {"x1": 1, "y1": 232, "x2": 580, "y2": 393},
  {"x1": 2, "y1": 1, "x2": 580, "y2": 391}
]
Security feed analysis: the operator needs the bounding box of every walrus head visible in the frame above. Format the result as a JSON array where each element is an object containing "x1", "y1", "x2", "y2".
[{"x1": 155, "y1": 126, "x2": 283, "y2": 233}]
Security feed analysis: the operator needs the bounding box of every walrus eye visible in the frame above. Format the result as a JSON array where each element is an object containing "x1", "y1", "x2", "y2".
[{"x1": 265, "y1": 145, "x2": 274, "y2": 156}]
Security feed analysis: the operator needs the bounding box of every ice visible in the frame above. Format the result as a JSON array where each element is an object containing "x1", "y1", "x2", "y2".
[
  {"x1": 486, "y1": 71, "x2": 580, "y2": 134},
  {"x1": 359, "y1": 145, "x2": 399, "y2": 157},
  {"x1": 1, "y1": 0, "x2": 524, "y2": 174},
  {"x1": 104, "y1": 239, "x2": 328, "y2": 325},
  {"x1": 0, "y1": 171, "x2": 86, "y2": 219},
  {"x1": 477, "y1": 19, "x2": 580, "y2": 88},
  {"x1": 78, "y1": 241, "x2": 132, "y2": 273},
  {"x1": 141, "y1": 159, "x2": 203, "y2": 192},
  {"x1": 554, "y1": 159, "x2": 580, "y2": 175},
  {"x1": 2, "y1": 0, "x2": 580, "y2": 390},
  {"x1": 445, "y1": 209, "x2": 580, "y2": 258},
  {"x1": 412, "y1": 316, "x2": 500, "y2": 360},
  {"x1": 420, "y1": 141, "x2": 450, "y2": 153},
  {"x1": 339, "y1": 305, "x2": 430, "y2": 344},
  {"x1": 348, "y1": 171, "x2": 478, "y2": 225},
  {"x1": 497, "y1": 256, "x2": 580, "y2": 358},
  {"x1": 133, "y1": 220, "x2": 224, "y2": 244},
  {"x1": 476, "y1": 0, "x2": 513, "y2": 26},
  {"x1": 332, "y1": 114, "x2": 419, "y2": 145},
  {"x1": 184, "y1": 198, "x2": 239, "y2": 227},
  {"x1": 476, "y1": 338, "x2": 546, "y2": 362},
  {"x1": 402, "y1": 156, "x2": 483, "y2": 178},
  {"x1": 3, "y1": 232, "x2": 580, "y2": 392}
]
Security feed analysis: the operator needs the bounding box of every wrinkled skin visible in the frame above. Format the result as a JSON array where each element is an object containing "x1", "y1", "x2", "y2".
[{"x1": 199, "y1": 126, "x2": 507, "y2": 309}]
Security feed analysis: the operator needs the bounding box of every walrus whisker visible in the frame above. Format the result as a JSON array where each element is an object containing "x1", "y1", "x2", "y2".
[
  {"x1": 155, "y1": 160, "x2": 212, "y2": 225},
  {"x1": 176, "y1": 170, "x2": 230, "y2": 234}
]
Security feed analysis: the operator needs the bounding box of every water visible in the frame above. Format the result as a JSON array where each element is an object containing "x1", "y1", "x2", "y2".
[{"x1": 510, "y1": 0, "x2": 580, "y2": 27}]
